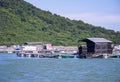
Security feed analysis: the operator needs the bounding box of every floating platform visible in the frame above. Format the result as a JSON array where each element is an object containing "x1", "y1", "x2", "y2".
[{"x1": 17, "y1": 52, "x2": 52, "y2": 58}]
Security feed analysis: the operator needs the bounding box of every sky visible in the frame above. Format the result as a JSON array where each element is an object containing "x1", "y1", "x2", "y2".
[{"x1": 24, "y1": 0, "x2": 120, "y2": 32}]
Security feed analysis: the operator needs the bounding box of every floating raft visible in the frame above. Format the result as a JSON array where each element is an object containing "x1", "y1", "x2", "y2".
[{"x1": 17, "y1": 52, "x2": 52, "y2": 58}]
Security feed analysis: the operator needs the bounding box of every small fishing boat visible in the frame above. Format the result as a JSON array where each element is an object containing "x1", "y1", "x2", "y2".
[
  {"x1": 61, "y1": 55, "x2": 74, "y2": 58},
  {"x1": 109, "y1": 54, "x2": 120, "y2": 58},
  {"x1": 52, "y1": 53, "x2": 76, "y2": 59},
  {"x1": 109, "y1": 52, "x2": 120, "y2": 58}
]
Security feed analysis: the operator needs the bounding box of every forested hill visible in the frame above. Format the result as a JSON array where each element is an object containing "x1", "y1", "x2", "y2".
[{"x1": 0, "y1": 0, "x2": 120, "y2": 46}]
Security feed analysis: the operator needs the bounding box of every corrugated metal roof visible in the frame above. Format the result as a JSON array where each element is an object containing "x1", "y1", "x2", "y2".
[
  {"x1": 87, "y1": 38, "x2": 112, "y2": 43},
  {"x1": 24, "y1": 42, "x2": 43, "y2": 45}
]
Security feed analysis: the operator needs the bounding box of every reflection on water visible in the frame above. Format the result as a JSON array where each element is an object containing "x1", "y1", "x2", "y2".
[{"x1": 0, "y1": 53, "x2": 120, "y2": 82}]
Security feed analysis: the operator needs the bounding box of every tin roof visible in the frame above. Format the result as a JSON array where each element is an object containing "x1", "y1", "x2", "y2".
[
  {"x1": 87, "y1": 38, "x2": 112, "y2": 43},
  {"x1": 24, "y1": 42, "x2": 43, "y2": 45}
]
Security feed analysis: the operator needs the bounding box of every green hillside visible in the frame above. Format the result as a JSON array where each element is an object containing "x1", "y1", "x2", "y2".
[{"x1": 0, "y1": 0, "x2": 120, "y2": 46}]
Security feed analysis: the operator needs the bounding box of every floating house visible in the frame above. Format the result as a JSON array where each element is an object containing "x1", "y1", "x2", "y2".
[
  {"x1": 17, "y1": 42, "x2": 53, "y2": 58},
  {"x1": 78, "y1": 38, "x2": 113, "y2": 58},
  {"x1": 22, "y1": 42, "x2": 44, "y2": 53}
]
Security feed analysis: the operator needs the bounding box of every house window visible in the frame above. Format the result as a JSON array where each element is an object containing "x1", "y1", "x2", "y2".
[
  {"x1": 96, "y1": 45, "x2": 101, "y2": 49},
  {"x1": 102, "y1": 45, "x2": 107, "y2": 49},
  {"x1": 102, "y1": 50, "x2": 107, "y2": 53}
]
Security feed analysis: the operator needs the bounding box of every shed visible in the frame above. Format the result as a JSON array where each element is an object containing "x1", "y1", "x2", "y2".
[{"x1": 78, "y1": 38, "x2": 113, "y2": 58}]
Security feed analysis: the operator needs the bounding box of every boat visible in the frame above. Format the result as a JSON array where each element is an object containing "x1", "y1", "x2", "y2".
[
  {"x1": 52, "y1": 53, "x2": 76, "y2": 59},
  {"x1": 109, "y1": 52, "x2": 120, "y2": 58},
  {"x1": 61, "y1": 55, "x2": 74, "y2": 58}
]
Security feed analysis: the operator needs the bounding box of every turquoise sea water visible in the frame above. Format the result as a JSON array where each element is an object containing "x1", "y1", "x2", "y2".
[{"x1": 0, "y1": 53, "x2": 120, "y2": 82}]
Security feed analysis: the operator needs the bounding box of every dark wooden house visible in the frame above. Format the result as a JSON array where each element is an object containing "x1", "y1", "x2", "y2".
[{"x1": 78, "y1": 38, "x2": 113, "y2": 58}]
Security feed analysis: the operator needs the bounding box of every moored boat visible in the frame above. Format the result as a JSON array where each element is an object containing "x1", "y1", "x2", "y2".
[
  {"x1": 109, "y1": 52, "x2": 120, "y2": 58},
  {"x1": 52, "y1": 53, "x2": 76, "y2": 59},
  {"x1": 61, "y1": 55, "x2": 74, "y2": 58}
]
